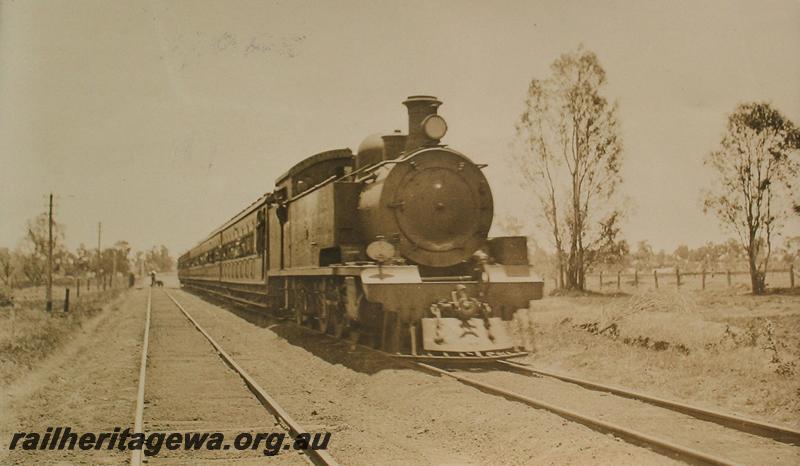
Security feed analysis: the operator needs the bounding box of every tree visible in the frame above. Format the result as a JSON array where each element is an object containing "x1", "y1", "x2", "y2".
[
  {"x1": 0, "y1": 248, "x2": 14, "y2": 287},
  {"x1": 704, "y1": 103, "x2": 800, "y2": 294},
  {"x1": 632, "y1": 240, "x2": 654, "y2": 270},
  {"x1": 586, "y1": 212, "x2": 629, "y2": 270},
  {"x1": 96, "y1": 241, "x2": 132, "y2": 279},
  {"x1": 514, "y1": 46, "x2": 624, "y2": 290},
  {"x1": 783, "y1": 236, "x2": 800, "y2": 266},
  {"x1": 17, "y1": 213, "x2": 68, "y2": 285},
  {"x1": 73, "y1": 243, "x2": 94, "y2": 275},
  {"x1": 145, "y1": 245, "x2": 174, "y2": 272}
]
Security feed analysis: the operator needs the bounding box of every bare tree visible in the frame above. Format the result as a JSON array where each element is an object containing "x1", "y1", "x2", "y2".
[
  {"x1": 704, "y1": 102, "x2": 800, "y2": 294},
  {"x1": 514, "y1": 46, "x2": 624, "y2": 290}
]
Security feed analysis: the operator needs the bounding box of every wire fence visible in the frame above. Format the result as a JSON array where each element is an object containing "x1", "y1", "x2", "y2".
[
  {"x1": 7, "y1": 274, "x2": 141, "y2": 311},
  {"x1": 573, "y1": 266, "x2": 796, "y2": 294}
]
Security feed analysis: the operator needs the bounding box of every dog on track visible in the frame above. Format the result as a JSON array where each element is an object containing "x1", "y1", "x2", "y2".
[{"x1": 154, "y1": 280, "x2": 164, "y2": 287}]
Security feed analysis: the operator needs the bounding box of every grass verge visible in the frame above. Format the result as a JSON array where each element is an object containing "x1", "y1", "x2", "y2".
[
  {"x1": 521, "y1": 287, "x2": 800, "y2": 427},
  {"x1": 0, "y1": 290, "x2": 125, "y2": 385}
]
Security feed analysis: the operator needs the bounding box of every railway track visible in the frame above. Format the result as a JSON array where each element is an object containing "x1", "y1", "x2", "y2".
[
  {"x1": 416, "y1": 363, "x2": 799, "y2": 466},
  {"x1": 185, "y1": 286, "x2": 799, "y2": 465},
  {"x1": 497, "y1": 359, "x2": 800, "y2": 445},
  {"x1": 130, "y1": 287, "x2": 339, "y2": 465}
]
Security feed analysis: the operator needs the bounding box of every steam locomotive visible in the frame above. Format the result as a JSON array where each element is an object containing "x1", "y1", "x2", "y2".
[{"x1": 178, "y1": 95, "x2": 544, "y2": 361}]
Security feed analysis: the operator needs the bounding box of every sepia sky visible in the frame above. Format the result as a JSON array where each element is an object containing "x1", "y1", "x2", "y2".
[{"x1": 1, "y1": 0, "x2": 799, "y2": 257}]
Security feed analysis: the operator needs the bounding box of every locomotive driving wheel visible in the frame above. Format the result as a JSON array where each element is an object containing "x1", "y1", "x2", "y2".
[
  {"x1": 332, "y1": 278, "x2": 355, "y2": 339},
  {"x1": 317, "y1": 305, "x2": 331, "y2": 333},
  {"x1": 317, "y1": 280, "x2": 333, "y2": 333},
  {"x1": 332, "y1": 312, "x2": 349, "y2": 339},
  {"x1": 317, "y1": 309, "x2": 331, "y2": 333},
  {"x1": 294, "y1": 284, "x2": 308, "y2": 326}
]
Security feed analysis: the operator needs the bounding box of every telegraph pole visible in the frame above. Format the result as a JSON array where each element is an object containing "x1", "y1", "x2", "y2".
[
  {"x1": 97, "y1": 222, "x2": 102, "y2": 283},
  {"x1": 46, "y1": 193, "x2": 53, "y2": 312},
  {"x1": 111, "y1": 246, "x2": 117, "y2": 288}
]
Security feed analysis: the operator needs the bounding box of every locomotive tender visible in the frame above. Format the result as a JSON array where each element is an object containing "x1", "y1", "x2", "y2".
[{"x1": 178, "y1": 95, "x2": 544, "y2": 360}]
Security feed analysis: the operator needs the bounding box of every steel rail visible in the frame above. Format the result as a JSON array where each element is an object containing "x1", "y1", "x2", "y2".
[
  {"x1": 163, "y1": 290, "x2": 339, "y2": 466},
  {"x1": 130, "y1": 287, "x2": 152, "y2": 466},
  {"x1": 180, "y1": 287, "x2": 743, "y2": 465},
  {"x1": 417, "y1": 362, "x2": 740, "y2": 466},
  {"x1": 186, "y1": 284, "x2": 270, "y2": 309},
  {"x1": 499, "y1": 360, "x2": 800, "y2": 445}
]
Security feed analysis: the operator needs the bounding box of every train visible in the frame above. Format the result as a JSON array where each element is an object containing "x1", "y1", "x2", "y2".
[{"x1": 178, "y1": 95, "x2": 544, "y2": 361}]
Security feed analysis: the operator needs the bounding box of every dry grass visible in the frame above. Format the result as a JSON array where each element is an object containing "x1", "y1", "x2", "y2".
[
  {"x1": 0, "y1": 290, "x2": 124, "y2": 385},
  {"x1": 522, "y1": 287, "x2": 800, "y2": 427}
]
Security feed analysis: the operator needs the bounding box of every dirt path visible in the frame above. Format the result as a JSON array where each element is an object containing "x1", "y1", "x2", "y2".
[
  {"x1": 172, "y1": 289, "x2": 681, "y2": 465},
  {"x1": 0, "y1": 288, "x2": 144, "y2": 464}
]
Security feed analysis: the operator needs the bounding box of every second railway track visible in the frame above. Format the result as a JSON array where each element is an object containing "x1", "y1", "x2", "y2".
[
  {"x1": 130, "y1": 287, "x2": 339, "y2": 465},
  {"x1": 417, "y1": 362, "x2": 799, "y2": 466},
  {"x1": 497, "y1": 359, "x2": 800, "y2": 444}
]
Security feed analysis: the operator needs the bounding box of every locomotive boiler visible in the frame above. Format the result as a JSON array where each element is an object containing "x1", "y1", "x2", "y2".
[{"x1": 178, "y1": 95, "x2": 544, "y2": 360}]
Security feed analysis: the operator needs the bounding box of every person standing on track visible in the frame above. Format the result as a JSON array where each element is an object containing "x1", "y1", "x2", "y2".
[{"x1": 150, "y1": 270, "x2": 156, "y2": 287}]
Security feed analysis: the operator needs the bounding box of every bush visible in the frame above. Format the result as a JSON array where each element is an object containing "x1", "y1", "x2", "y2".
[{"x1": 0, "y1": 284, "x2": 12, "y2": 307}]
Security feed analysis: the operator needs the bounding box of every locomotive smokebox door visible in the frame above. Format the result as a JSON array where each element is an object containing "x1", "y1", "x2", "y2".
[{"x1": 359, "y1": 147, "x2": 493, "y2": 268}]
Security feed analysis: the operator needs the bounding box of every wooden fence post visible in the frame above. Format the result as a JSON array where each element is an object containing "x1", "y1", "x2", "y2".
[
  {"x1": 63, "y1": 288, "x2": 70, "y2": 312},
  {"x1": 727, "y1": 270, "x2": 732, "y2": 287},
  {"x1": 617, "y1": 271, "x2": 621, "y2": 290},
  {"x1": 654, "y1": 270, "x2": 659, "y2": 289},
  {"x1": 77, "y1": 278, "x2": 81, "y2": 298},
  {"x1": 676, "y1": 267, "x2": 681, "y2": 287},
  {"x1": 634, "y1": 269, "x2": 639, "y2": 288},
  {"x1": 701, "y1": 269, "x2": 706, "y2": 290},
  {"x1": 599, "y1": 271, "x2": 603, "y2": 290},
  {"x1": 791, "y1": 265, "x2": 795, "y2": 288}
]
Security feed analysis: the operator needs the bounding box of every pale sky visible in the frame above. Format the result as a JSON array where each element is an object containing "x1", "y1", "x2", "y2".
[{"x1": 1, "y1": 0, "x2": 799, "y2": 256}]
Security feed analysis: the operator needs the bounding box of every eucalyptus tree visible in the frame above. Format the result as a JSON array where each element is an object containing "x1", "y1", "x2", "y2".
[
  {"x1": 515, "y1": 46, "x2": 624, "y2": 290},
  {"x1": 704, "y1": 103, "x2": 800, "y2": 294}
]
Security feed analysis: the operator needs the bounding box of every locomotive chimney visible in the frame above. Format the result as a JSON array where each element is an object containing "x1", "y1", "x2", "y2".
[{"x1": 403, "y1": 95, "x2": 446, "y2": 153}]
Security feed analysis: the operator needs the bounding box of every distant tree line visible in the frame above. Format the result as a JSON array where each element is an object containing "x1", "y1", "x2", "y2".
[
  {"x1": 0, "y1": 213, "x2": 174, "y2": 289},
  {"x1": 496, "y1": 232, "x2": 799, "y2": 288},
  {"x1": 593, "y1": 238, "x2": 799, "y2": 274}
]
